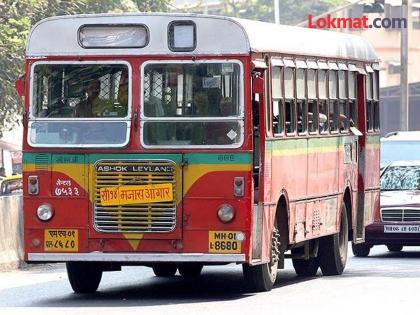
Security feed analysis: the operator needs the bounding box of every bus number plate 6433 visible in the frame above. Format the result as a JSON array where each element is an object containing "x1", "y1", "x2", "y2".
[
  {"x1": 44, "y1": 229, "x2": 79, "y2": 252},
  {"x1": 208, "y1": 231, "x2": 241, "y2": 253}
]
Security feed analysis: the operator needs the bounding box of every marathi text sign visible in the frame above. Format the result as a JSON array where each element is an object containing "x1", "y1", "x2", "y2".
[{"x1": 100, "y1": 183, "x2": 173, "y2": 206}]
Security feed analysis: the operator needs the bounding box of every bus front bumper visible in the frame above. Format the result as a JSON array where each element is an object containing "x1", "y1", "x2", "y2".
[{"x1": 27, "y1": 253, "x2": 246, "y2": 263}]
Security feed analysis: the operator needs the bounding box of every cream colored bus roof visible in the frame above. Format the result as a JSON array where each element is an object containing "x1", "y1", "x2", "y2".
[{"x1": 26, "y1": 13, "x2": 378, "y2": 62}]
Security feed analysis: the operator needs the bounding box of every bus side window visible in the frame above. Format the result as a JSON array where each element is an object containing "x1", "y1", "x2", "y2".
[
  {"x1": 338, "y1": 70, "x2": 349, "y2": 132},
  {"x1": 366, "y1": 71, "x2": 374, "y2": 132},
  {"x1": 284, "y1": 67, "x2": 295, "y2": 134},
  {"x1": 296, "y1": 68, "x2": 307, "y2": 134},
  {"x1": 318, "y1": 69, "x2": 329, "y2": 133},
  {"x1": 328, "y1": 69, "x2": 339, "y2": 132},
  {"x1": 307, "y1": 68, "x2": 318, "y2": 134},
  {"x1": 271, "y1": 65, "x2": 284, "y2": 135},
  {"x1": 373, "y1": 70, "x2": 380, "y2": 131},
  {"x1": 348, "y1": 69, "x2": 357, "y2": 127}
]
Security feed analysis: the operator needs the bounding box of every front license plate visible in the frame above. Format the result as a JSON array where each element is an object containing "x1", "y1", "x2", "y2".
[
  {"x1": 100, "y1": 183, "x2": 173, "y2": 206},
  {"x1": 384, "y1": 225, "x2": 420, "y2": 233},
  {"x1": 44, "y1": 229, "x2": 79, "y2": 252},
  {"x1": 209, "y1": 231, "x2": 241, "y2": 253}
]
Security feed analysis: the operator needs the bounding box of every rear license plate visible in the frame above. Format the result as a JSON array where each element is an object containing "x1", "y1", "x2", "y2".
[
  {"x1": 44, "y1": 229, "x2": 79, "y2": 252},
  {"x1": 384, "y1": 225, "x2": 420, "y2": 233},
  {"x1": 209, "y1": 231, "x2": 241, "y2": 253}
]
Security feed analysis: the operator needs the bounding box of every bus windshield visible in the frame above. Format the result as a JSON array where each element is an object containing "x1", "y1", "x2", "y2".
[
  {"x1": 31, "y1": 63, "x2": 129, "y2": 118},
  {"x1": 141, "y1": 61, "x2": 243, "y2": 147},
  {"x1": 29, "y1": 63, "x2": 130, "y2": 147}
]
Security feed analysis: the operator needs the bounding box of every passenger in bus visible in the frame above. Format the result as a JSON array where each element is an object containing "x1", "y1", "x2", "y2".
[
  {"x1": 116, "y1": 70, "x2": 128, "y2": 116},
  {"x1": 339, "y1": 114, "x2": 348, "y2": 131},
  {"x1": 193, "y1": 92, "x2": 209, "y2": 116},
  {"x1": 205, "y1": 97, "x2": 236, "y2": 144},
  {"x1": 188, "y1": 92, "x2": 210, "y2": 144},
  {"x1": 75, "y1": 79, "x2": 101, "y2": 117},
  {"x1": 319, "y1": 113, "x2": 328, "y2": 132},
  {"x1": 219, "y1": 97, "x2": 235, "y2": 116},
  {"x1": 144, "y1": 94, "x2": 164, "y2": 117}
]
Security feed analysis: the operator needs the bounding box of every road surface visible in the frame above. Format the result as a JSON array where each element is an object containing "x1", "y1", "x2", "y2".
[{"x1": 1, "y1": 245, "x2": 419, "y2": 315}]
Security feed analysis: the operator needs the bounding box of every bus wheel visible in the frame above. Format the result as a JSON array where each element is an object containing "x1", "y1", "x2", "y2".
[
  {"x1": 152, "y1": 264, "x2": 177, "y2": 277},
  {"x1": 291, "y1": 249, "x2": 319, "y2": 277},
  {"x1": 242, "y1": 227, "x2": 280, "y2": 292},
  {"x1": 66, "y1": 262, "x2": 102, "y2": 294},
  {"x1": 178, "y1": 263, "x2": 203, "y2": 277},
  {"x1": 318, "y1": 203, "x2": 348, "y2": 276},
  {"x1": 352, "y1": 242, "x2": 371, "y2": 257},
  {"x1": 387, "y1": 245, "x2": 403, "y2": 252}
]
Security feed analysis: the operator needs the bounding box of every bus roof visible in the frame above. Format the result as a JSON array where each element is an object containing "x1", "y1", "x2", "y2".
[{"x1": 26, "y1": 13, "x2": 378, "y2": 62}]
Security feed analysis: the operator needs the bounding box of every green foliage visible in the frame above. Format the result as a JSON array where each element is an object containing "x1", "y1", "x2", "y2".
[
  {"x1": 132, "y1": 0, "x2": 171, "y2": 12},
  {"x1": 0, "y1": 0, "x2": 170, "y2": 137}
]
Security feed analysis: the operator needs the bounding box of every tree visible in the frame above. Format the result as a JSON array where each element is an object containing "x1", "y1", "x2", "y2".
[{"x1": 0, "y1": 0, "x2": 170, "y2": 137}]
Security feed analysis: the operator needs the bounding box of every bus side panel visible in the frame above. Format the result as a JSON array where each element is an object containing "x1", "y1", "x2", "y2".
[
  {"x1": 271, "y1": 137, "x2": 346, "y2": 242},
  {"x1": 364, "y1": 134, "x2": 380, "y2": 226}
]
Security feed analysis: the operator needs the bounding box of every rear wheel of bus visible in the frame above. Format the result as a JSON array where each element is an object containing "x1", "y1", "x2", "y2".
[
  {"x1": 291, "y1": 244, "x2": 319, "y2": 277},
  {"x1": 242, "y1": 226, "x2": 280, "y2": 292},
  {"x1": 66, "y1": 262, "x2": 102, "y2": 294},
  {"x1": 318, "y1": 203, "x2": 348, "y2": 276}
]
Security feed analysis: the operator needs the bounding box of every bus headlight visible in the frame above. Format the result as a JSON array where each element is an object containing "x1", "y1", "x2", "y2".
[
  {"x1": 37, "y1": 204, "x2": 54, "y2": 221},
  {"x1": 217, "y1": 204, "x2": 235, "y2": 223}
]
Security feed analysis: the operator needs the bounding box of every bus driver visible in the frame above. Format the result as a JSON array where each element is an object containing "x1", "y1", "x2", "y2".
[{"x1": 75, "y1": 79, "x2": 101, "y2": 117}]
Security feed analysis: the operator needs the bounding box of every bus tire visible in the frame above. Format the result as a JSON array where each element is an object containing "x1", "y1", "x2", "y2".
[
  {"x1": 352, "y1": 242, "x2": 371, "y2": 257},
  {"x1": 242, "y1": 227, "x2": 280, "y2": 292},
  {"x1": 66, "y1": 262, "x2": 102, "y2": 294},
  {"x1": 292, "y1": 255, "x2": 319, "y2": 277},
  {"x1": 318, "y1": 203, "x2": 348, "y2": 276},
  {"x1": 387, "y1": 245, "x2": 403, "y2": 252},
  {"x1": 178, "y1": 263, "x2": 203, "y2": 277},
  {"x1": 152, "y1": 264, "x2": 177, "y2": 277}
]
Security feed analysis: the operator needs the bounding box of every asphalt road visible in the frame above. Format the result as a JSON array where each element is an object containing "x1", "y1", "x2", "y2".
[{"x1": 1, "y1": 245, "x2": 419, "y2": 315}]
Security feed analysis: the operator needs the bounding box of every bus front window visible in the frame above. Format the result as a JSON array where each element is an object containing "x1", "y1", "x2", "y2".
[
  {"x1": 29, "y1": 63, "x2": 130, "y2": 147},
  {"x1": 32, "y1": 64, "x2": 128, "y2": 118},
  {"x1": 141, "y1": 61, "x2": 243, "y2": 147}
]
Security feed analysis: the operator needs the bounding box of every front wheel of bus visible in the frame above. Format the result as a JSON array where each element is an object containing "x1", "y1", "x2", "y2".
[
  {"x1": 387, "y1": 245, "x2": 403, "y2": 252},
  {"x1": 242, "y1": 227, "x2": 280, "y2": 292},
  {"x1": 152, "y1": 264, "x2": 177, "y2": 277},
  {"x1": 178, "y1": 263, "x2": 203, "y2": 277},
  {"x1": 318, "y1": 203, "x2": 348, "y2": 276},
  {"x1": 66, "y1": 262, "x2": 102, "y2": 294}
]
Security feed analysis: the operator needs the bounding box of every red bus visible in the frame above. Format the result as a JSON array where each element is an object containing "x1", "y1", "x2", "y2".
[{"x1": 19, "y1": 13, "x2": 380, "y2": 293}]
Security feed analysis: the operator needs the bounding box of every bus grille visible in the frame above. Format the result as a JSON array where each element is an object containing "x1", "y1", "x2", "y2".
[
  {"x1": 93, "y1": 160, "x2": 177, "y2": 233},
  {"x1": 381, "y1": 208, "x2": 420, "y2": 223}
]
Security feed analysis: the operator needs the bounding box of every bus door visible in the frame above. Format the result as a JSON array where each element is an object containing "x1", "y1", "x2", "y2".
[
  {"x1": 251, "y1": 64, "x2": 273, "y2": 263},
  {"x1": 354, "y1": 70, "x2": 368, "y2": 243},
  {"x1": 356, "y1": 67, "x2": 380, "y2": 241}
]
